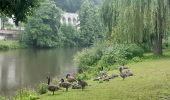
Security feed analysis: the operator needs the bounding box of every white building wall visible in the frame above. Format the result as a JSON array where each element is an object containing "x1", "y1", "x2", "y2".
[{"x1": 60, "y1": 12, "x2": 79, "y2": 29}]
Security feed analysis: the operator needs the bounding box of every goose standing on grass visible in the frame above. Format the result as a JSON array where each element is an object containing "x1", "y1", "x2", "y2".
[
  {"x1": 66, "y1": 74, "x2": 77, "y2": 83},
  {"x1": 47, "y1": 76, "x2": 60, "y2": 95},
  {"x1": 59, "y1": 78, "x2": 72, "y2": 92},
  {"x1": 78, "y1": 79, "x2": 88, "y2": 91}
]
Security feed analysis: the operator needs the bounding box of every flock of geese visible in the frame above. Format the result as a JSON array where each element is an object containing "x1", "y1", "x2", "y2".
[
  {"x1": 46, "y1": 65, "x2": 133, "y2": 95},
  {"x1": 47, "y1": 74, "x2": 88, "y2": 95}
]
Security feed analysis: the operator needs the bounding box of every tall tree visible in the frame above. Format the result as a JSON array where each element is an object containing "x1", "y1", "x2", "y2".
[
  {"x1": 0, "y1": 0, "x2": 40, "y2": 25},
  {"x1": 101, "y1": 0, "x2": 170, "y2": 55},
  {"x1": 21, "y1": 0, "x2": 62, "y2": 48},
  {"x1": 79, "y1": 0, "x2": 105, "y2": 46},
  {"x1": 54, "y1": 0, "x2": 83, "y2": 12}
]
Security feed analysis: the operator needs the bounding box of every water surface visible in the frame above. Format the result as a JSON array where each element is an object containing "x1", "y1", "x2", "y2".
[{"x1": 0, "y1": 48, "x2": 80, "y2": 96}]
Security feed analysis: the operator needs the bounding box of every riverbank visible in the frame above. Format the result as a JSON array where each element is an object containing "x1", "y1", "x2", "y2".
[
  {"x1": 38, "y1": 51, "x2": 170, "y2": 100},
  {"x1": 1, "y1": 49, "x2": 170, "y2": 100},
  {"x1": 0, "y1": 40, "x2": 28, "y2": 50}
]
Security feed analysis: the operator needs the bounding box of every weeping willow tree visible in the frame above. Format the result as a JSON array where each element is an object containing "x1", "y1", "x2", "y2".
[{"x1": 101, "y1": 0, "x2": 170, "y2": 55}]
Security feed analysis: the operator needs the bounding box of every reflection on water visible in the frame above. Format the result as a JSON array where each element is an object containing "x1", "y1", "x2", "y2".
[{"x1": 0, "y1": 48, "x2": 81, "y2": 96}]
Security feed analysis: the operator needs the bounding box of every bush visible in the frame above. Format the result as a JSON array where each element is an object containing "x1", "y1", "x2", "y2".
[
  {"x1": 74, "y1": 43, "x2": 144, "y2": 74},
  {"x1": 74, "y1": 47, "x2": 103, "y2": 73},
  {"x1": 36, "y1": 83, "x2": 48, "y2": 95},
  {"x1": 126, "y1": 44, "x2": 144, "y2": 59}
]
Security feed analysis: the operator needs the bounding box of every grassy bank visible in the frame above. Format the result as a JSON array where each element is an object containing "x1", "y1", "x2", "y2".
[
  {"x1": 0, "y1": 40, "x2": 28, "y2": 50},
  {"x1": 36, "y1": 51, "x2": 170, "y2": 100}
]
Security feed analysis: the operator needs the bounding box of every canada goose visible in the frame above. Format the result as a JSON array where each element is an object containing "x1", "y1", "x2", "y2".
[
  {"x1": 119, "y1": 67, "x2": 133, "y2": 80},
  {"x1": 119, "y1": 67, "x2": 128, "y2": 80},
  {"x1": 47, "y1": 76, "x2": 60, "y2": 95},
  {"x1": 66, "y1": 74, "x2": 77, "y2": 83},
  {"x1": 78, "y1": 79, "x2": 88, "y2": 91},
  {"x1": 59, "y1": 78, "x2": 72, "y2": 92}
]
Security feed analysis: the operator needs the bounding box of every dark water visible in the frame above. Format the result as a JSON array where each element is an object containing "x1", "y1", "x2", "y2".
[{"x1": 0, "y1": 48, "x2": 81, "y2": 96}]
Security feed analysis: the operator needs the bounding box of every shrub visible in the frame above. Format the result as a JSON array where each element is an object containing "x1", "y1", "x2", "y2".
[
  {"x1": 74, "y1": 47, "x2": 103, "y2": 73},
  {"x1": 125, "y1": 44, "x2": 144, "y2": 59},
  {"x1": 74, "y1": 43, "x2": 144, "y2": 75},
  {"x1": 36, "y1": 83, "x2": 48, "y2": 95}
]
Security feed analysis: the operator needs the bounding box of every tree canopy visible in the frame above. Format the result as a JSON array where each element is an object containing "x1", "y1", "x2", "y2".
[
  {"x1": 79, "y1": 0, "x2": 105, "y2": 46},
  {"x1": 21, "y1": 0, "x2": 62, "y2": 48},
  {"x1": 0, "y1": 0, "x2": 40, "y2": 25},
  {"x1": 101, "y1": 0, "x2": 170, "y2": 55},
  {"x1": 54, "y1": 0, "x2": 103, "y2": 13}
]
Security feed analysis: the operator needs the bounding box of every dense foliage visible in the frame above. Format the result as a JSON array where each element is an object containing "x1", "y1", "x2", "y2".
[
  {"x1": 21, "y1": 0, "x2": 105, "y2": 48},
  {"x1": 54, "y1": 0, "x2": 82, "y2": 13},
  {"x1": 79, "y1": 0, "x2": 105, "y2": 47},
  {"x1": 54, "y1": 0, "x2": 103, "y2": 13},
  {"x1": 0, "y1": 0, "x2": 40, "y2": 25},
  {"x1": 59, "y1": 24, "x2": 80, "y2": 47},
  {"x1": 21, "y1": 1, "x2": 62, "y2": 48},
  {"x1": 74, "y1": 43, "x2": 144, "y2": 74},
  {"x1": 101, "y1": 0, "x2": 170, "y2": 55}
]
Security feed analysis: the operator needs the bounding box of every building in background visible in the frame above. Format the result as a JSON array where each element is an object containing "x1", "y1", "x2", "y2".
[{"x1": 60, "y1": 12, "x2": 80, "y2": 29}]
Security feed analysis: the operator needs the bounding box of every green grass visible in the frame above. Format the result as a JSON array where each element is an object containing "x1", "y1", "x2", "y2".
[
  {"x1": 0, "y1": 40, "x2": 28, "y2": 50},
  {"x1": 38, "y1": 51, "x2": 170, "y2": 100}
]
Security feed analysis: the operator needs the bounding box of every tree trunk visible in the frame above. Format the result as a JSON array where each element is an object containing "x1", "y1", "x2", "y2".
[{"x1": 152, "y1": 35, "x2": 162, "y2": 56}]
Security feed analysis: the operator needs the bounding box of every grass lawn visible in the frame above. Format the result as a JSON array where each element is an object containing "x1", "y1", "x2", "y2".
[{"x1": 39, "y1": 52, "x2": 170, "y2": 100}]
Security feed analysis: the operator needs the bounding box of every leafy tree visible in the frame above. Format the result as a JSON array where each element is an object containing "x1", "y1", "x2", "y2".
[
  {"x1": 79, "y1": 0, "x2": 105, "y2": 46},
  {"x1": 101, "y1": 0, "x2": 170, "y2": 55},
  {"x1": 54, "y1": 0, "x2": 82, "y2": 12},
  {"x1": 21, "y1": 0, "x2": 62, "y2": 48},
  {"x1": 59, "y1": 24, "x2": 80, "y2": 47},
  {"x1": 54, "y1": 0, "x2": 103, "y2": 13},
  {"x1": 0, "y1": 0, "x2": 41, "y2": 25}
]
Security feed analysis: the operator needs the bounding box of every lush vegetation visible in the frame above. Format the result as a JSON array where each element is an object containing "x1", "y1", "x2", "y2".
[
  {"x1": 101, "y1": 0, "x2": 170, "y2": 56},
  {"x1": 0, "y1": 40, "x2": 27, "y2": 50},
  {"x1": 74, "y1": 42, "x2": 144, "y2": 78},
  {"x1": 54, "y1": 0, "x2": 103, "y2": 13},
  {"x1": 78, "y1": 0, "x2": 105, "y2": 47},
  {"x1": 21, "y1": 0, "x2": 105, "y2": 48},
  {"x1": 21, "y1": 0, "x2": 62, "y2": 48},
  {"x1": 0, "y1": 52, "x2": 169, "y2": 100},
  {"x1": 39, "y1": 52, "x2": 170, "y2": 100},
  {"x1": 1, "y1": 0, "x2": 170, "y2": 99}
]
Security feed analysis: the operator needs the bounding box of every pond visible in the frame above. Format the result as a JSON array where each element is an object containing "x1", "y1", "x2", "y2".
[{"x1": 0, "y1": 48, "x2": 81, "y2": 97}]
